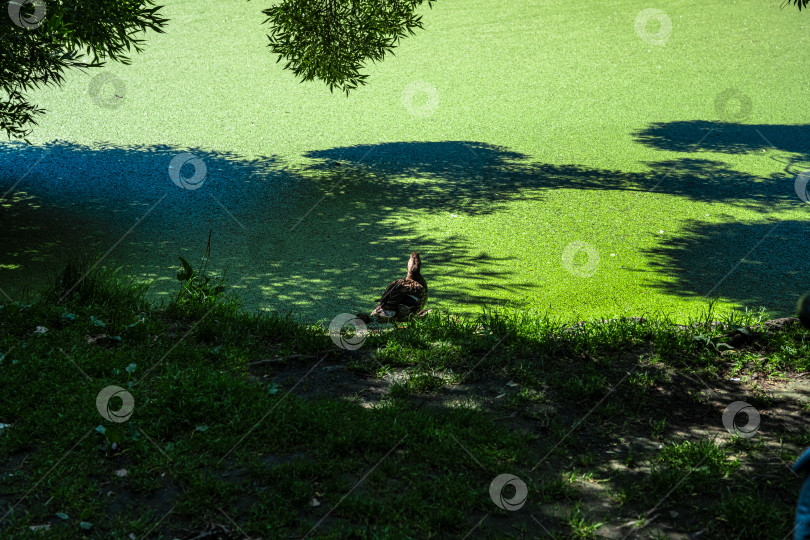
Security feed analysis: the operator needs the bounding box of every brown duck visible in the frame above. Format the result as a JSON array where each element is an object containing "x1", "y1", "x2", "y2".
[{"x1": 358, "y1": 252, "x2": 429, "y2": 323}]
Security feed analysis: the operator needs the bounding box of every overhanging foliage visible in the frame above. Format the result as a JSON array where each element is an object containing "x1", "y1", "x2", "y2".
[{"x1": 258, "y1": 0, "x2": 435, "y2": 96}]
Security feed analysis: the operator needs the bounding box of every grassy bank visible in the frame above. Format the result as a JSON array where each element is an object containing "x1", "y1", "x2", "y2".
[{"x1": 1, "y1": 260, "x2": 809, "y2": 538}]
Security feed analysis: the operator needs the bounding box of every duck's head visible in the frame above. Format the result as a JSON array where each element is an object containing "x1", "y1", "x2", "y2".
[{"x1": 407, "y1": 252, "x2": 422, "y2": 276}]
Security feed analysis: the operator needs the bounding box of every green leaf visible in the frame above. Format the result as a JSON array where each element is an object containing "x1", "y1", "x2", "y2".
[
  {"x1": 125, "y1": 363, "x2": 136, "y2": 373},
  {"x1": 55, "y1": 512, "x2": 68, "y2": 520},
  {"x1": 177, "y1": 256, "x2": 194, "y2": 281},
  {"x1": 79, "y1": 521, "x2": 93, "y2": 530},
  {"x1": 90, "y1": 316, "x2": 106, "y2": 327}
]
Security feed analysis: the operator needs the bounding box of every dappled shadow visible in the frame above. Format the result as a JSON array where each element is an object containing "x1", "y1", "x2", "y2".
[
  {"x1": 303, "y1": 141, "x2": 799, "y2": 216},
  {"x1": 0, "y1": 139, "x2": 300, "y2": 305},
  {"x1": 0, "y1": 136, "x2": 803, "y2": 318},
  {"x1": 640, "y1": 219, "x2": 810, "y2": 311},
  {"x1": 634, "y1": 120, "x2": 810, "y2": 169},
  {"x1": 0, "y1": 140, "x2": 538, "y2": 317},
  {"x1": 242, "y1": 335, "x2": 810, "y2": 538}
]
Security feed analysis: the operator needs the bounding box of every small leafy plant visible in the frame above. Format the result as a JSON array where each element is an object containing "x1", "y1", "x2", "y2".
[{"x1": 174, "y1": 230, "x2": 228, "y2": 311}]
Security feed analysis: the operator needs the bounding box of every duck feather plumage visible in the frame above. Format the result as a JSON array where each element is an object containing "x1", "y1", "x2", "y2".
[{"x1": 361, "y1": 252, "x2": 428, "y2": 323}]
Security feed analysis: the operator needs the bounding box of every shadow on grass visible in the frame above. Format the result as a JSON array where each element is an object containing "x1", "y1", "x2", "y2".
[{"x1": 1, "y1": 290, "x2": 808, "y2": 538}]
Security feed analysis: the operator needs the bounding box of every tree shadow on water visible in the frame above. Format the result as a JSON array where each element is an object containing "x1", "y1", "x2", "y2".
[
  {"x1": 634, "y1": 120, "x2": 810, "y2": 171},
  {"x1": 0, "y1": 137, "x2": 802, "y2": 318},
  {"x1": 639, "y1": 219, "x2": 810, "y2": 314},
  {"x1": 0, "y1": 139, "x2": 299, "y2": 302},
  {"x1": 303, "y1": 141, "x2": 799, "y2": 217},
  {"x1": 0, "y1": 140, "x2": 539, "y2": 317}
]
